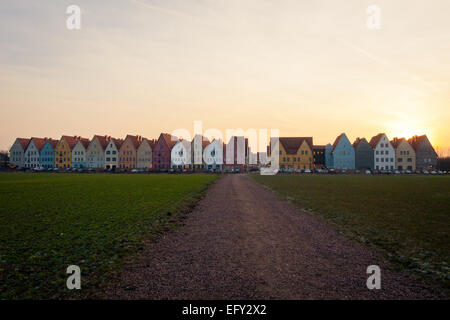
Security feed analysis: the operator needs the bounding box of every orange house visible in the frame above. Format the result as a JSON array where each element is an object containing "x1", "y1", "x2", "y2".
[
  {"x1": 119, "y1": 135, "x2": 143, "y2": 170},
  {"x1": 55, "y1": 135, "x2": 89, "y2": 169}
]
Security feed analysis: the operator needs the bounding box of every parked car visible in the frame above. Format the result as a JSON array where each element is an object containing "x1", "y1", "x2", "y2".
[
  {"x1": 423, "y1": 170, "x2": 429, "y2": 174},
  {"x1": 365, "y1": 170, "x2": 372, "y2": 174},
  {"x1": 394, "y1": 170, "x2": 400, "y2": 174},
  {"x1": 304, "y1": 169, "x2": 312, "y2": 174},
  {"x1": 131, "y1": 169, "x2": 138, "y2": 173}
]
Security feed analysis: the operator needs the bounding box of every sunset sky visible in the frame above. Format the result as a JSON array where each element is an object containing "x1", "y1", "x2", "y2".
[{"x1": 1, "y1": 0, "x2": 449, "y2": 153}]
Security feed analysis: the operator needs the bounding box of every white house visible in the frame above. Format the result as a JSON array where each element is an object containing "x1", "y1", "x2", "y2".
[
  {"x1": 24, "y1": 137, "x2": 48, "y2": 168},
  {"x1": 105, "y1": 138, "x2": 123, "y2": 170},
  {"x1": 171, "y1": 139, "x2": 191, "y2": 170},
  {"x1": 203, "y1": 139, "x2": 224, "y2": 171},
  {"x1": 71, "y1": 139, "x2": 90, "y2": 168},
  {"x1": 9, "y1": 138, "x2": 30, "y2": 168},
  {"x1": 87, "y1": 135, "x2": 110, "y2": 169},
  {"x1": 369, "y1": 133, "x2": 395, "y2": 171}
]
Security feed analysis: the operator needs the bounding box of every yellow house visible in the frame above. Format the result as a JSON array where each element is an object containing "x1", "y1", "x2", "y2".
[
  {"x1": 55, "y1": 135, "x2": 88, "y2": 169},
  {"x1": 275, "y1": 137, "x2": 314, "y2": 170},
  {"x1": 391, "y1": 138, "x2": 416, "y2": 171}
]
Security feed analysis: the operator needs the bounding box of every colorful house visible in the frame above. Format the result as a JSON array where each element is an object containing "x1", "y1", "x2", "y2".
[
  {"x1": 203, "y1": 139, "x2": 224, "y2": 171},
  {"x1": 40, "y1": 139, "x2": 58, "y2": 168},
  {"x1": 171, "y1": 139, "x2": 191, "y2": 170},
  {"x1": 119, "y1": 135, "x2": 143, "y2": 170},
  {"x1": 153, "y1": 133, "x2": 178, "y2": 171},
  {"x1": 369, "y1": 133, "x2": 395, "y2": 171},
  {"x1": 9, "y1": 138, "x2": 30, "y2": 168},
  {"x1": 391, "y1": 138, "x2": 416, "y2": 171},
  {"x1": 72, "y1": 138, "x2": 90, "y2": 168},
  {"x1": 55, "y1": 136, "x2": 87, "y2": 169},
  {"x1": 224, "y1": 136, "x2": 249, "y2": 172},
  {"x1": 191, "y1": 135, "x2": 210, "y2": 171},
  {"x1": 24, "y1": 137, "x2": 48, "y2": 168},
  {"x1": 105, "y1": 138, "x2": 123, "y2": 170},
  {"x1": 273, "y1": 137, "x2": 314, "y2": 171},
  {"x1": 137, "y1": 138, "x2": 155, "y2": 171},
  {"x1": 329, "y1": 133, "x2": 355, "y2": 170},
  {"x1": 87, "y1": 135, "x2": 110, "y2": 169},
  {"x1": 407, "y1": 135, "x2": 437, "y2": 170},
  {"x1": 353, "y1": 137, "x2": 374, "y2": 170}
]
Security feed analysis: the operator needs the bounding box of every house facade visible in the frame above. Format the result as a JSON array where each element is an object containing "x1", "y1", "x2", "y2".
[
  {"x1": 86, "y1": 135, "x2": 110, "y2": 169},
  {"x1": 119, "y1": 135, "x2": 143, "y2": 170},
  {"x1": 313, "y1": 145, "x2": 326, "y2": 168},
  {"x1": 9, "y1": 138, "x2": 30, "y2": 168},
  {"x1": 153, "y1": 133, "x2": 178, "y2": 171},
  {"x1": 24, "y1": 138, "x2": 48, "y2": 168},
  {"x1": 72, "y1": 139, "x2": 90, "y2": 168},
  {"x1": 274, "y1": 137, "x2": 314, "y2": 171},
  {"x1": 203, "y1": 139, "x2": 224, "y2": 171},
  {"x1": 55, "y1": 136, "x2": 87, "y2": 169},
  {"x1": 408, "y1": 135, "x2": 437, "y2": 170},
  {"x1": 171, "y1": 139, "x2": 191, "y2": 170},
  {"x1": 40, "y1": 139, "x2": 58, "y2": 168},
  {"x1": 224, "y1": 136, "x2": 249, "y2": 172},
  {"x1": 191, "y1": 135, "x2": 210, "y2": 171},
  {"x1": 105, "y1": 138, "x2": 123, "y2": 170},
  {"x1": 391, "y1": 138, "x2": 416, "y2": 171},
  {"x1": 137, "y1": 138, "x2": 155, "y2": 170},
  {"x1": 353, "y1": 137, "x2": 374, "y2": 170},
  {"x1": 330, "y1": 133, "x2": 355, "y2": 170},
  {"x1": 369, "y1": 133, "x2": 395, "y2": 171}
]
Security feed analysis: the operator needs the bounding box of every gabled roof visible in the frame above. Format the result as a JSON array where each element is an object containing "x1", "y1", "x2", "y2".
[
  {"x1": 353, "y1": 137, "x2": 368, "y2": 149},
  {"x1": 313, "y1": 145, "x2": 326, "y2": 150},
  {"x1": 369, "y1": 133, "x2": 386, "y2": 149},
  {"x1": 30, "y1": 137, "x2": 48, "y2": 152},
  {"x1": 407, "y1": 135, "x2": 433, "y2": 152},
  {"x1": 46, "y1": 138, "x2": 59, "y2": 150},
  {"x1": 279, "y1": 137, "x2": 313, "y2": 154},
  {"x1": 61, "y1": 136, "x2": 88, "y2": 150},
  {"x1": 123, "y1": 135, "x2": 144, "y2": 150},
  {"x1": 192, "y1": 135, "x2": 210, "y2": 148},
  {"x1": 110, "y1": 138, "x2": 124, "y2": 150},
  {"x1": 78, "y1": 138, "x2": 90, "y2": 149},
  {"x1": 17, "y1": 138, "x2": 30, "y2": 150},
  {"x1": 390, "y1": 137, "x2": 407, "y2": 149},
  {"x1": 160, "y1": 133, "x2": 178, "y2": 150},
  {"x1": 93, "y1": 135, "x2": 110, "y2": 151}
]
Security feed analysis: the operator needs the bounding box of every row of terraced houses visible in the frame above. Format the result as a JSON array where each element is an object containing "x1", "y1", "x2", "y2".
[{"x1": 8, "y1": 132, "x2": 438, "y2": 172}]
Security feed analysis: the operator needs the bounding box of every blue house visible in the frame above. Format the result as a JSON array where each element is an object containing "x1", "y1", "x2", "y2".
[
  {"x1": 330, "y1": 133, "x2": 355, "y2": 169},
  {"x1": 40, "y1": 139, "x2": 58, "y2": 168}
]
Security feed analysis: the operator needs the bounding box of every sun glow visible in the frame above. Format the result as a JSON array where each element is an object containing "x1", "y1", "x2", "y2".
[{"x1": 386, "y1": 121, "x2": 432, "y2": 142}]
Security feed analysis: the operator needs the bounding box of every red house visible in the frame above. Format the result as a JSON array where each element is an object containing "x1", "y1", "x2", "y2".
[{"x1": 153, "y1": 133, "x2": 178, "y2": 171}]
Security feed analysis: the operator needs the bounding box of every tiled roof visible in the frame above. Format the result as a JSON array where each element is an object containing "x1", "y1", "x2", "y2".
[
  {"x1": 192, "y1": 135, "x2": 210, "y2": 149},
  {"x1": 111, "y1": 138, "x2": 124, "y2": 150},
  {"x1": 353, "y1": 137, "x2": 368, "y2": 149},
  {"x1": 30, "y1": 137, "x2": 48, "y2": 152},
  {"x1": 124, "y1": 135, "x2": 144, "y2": 149},
  {"x1": 47, "y1": 139, "x2": 59, "y2": 149},
  {"x1": 390, "y1": 137, "x2": 406, "y2": 149},
  {"x1": 369, "y1": 133, "x2": 385, "y2": 149},
  {"x1": 313, "y1": 145, "x2": 326, "y2": 150},
  {"x1": 80, "y1": 138, "x2": 90, "y2": 149},
  {"x1": 17, "y1": 138, "x2": 30, "y2": 150},
  {"x1": 93, "y1": 135, "x2": 110, "y2": 150},
  {"x1": 160, "y1": 133, "x2": 178, "y2": 150},
  {"x1": 407, "y1": 135, "x2": 428, "y2": 152},
  {"x1": 279, "y1": 137, "x2": 313, "y2": 154}
]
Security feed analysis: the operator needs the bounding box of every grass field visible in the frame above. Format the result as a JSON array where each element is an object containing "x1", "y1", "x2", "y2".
[
  {"x1": 0, "y1": 173, "x2": 218, "y2": 299},
  {"x1": 251, "y1": 174, "x2": 450, "y2": 286}
]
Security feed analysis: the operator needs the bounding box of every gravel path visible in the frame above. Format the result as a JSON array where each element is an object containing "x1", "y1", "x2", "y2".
[{"x1": 103, "y1": 174, "x2": 443, "y2": 299}]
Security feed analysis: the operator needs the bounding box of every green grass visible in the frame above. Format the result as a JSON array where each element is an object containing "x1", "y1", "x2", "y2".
[
  {"x1": 250, "y1": 174, "x2": 450, "y2": 285},
  {"x1": 0, "y1": 173, "x2": 218, "y2": 299}
]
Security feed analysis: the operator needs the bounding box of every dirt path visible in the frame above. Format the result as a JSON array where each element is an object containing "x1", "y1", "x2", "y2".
[{"x1": 103, "y1": 175, "x2": 443, "y2": 299}]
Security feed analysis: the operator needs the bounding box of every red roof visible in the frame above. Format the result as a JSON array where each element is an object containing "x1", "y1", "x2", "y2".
[
  {"x1": 111, "y1": 138, "x2": 124, "y2": 150},
  {"x1": 17, "y1": 138, "x2": 30, "y2": 150},
  {"x1": 407, "y1": 135, "x2": 437, "y2": 156},
  {"x1": 47, "y1": 139, "x2": 59, "y2": 149},
  {"x1": 369, "y1": 133, "x2": 385, "y2": 149},
  {"x1": 123, "y1": 135, "x2": 144, "y2": 149},
  {"x1": 79, "y1": 138, "x2": 90, "y2": 149},
  {"x1": 61, "y1": 135, "x2": 89, "y2": 150},
  {"x1": 93, "y1": 135, "x2": 111, "y2": 151},
  {"x1": 30, "y1": 137, "x2": 48, "y2": 152},
  {"x1": 192, "y1": 135, "x2": 210, "y2": 149},
  {"x1": 390, "y1": 137, "x2": 406, "y2": 149},
  {"x1": 160, "y1": 133, "x2": 178, "y2": 150},
  {"x1": 279, "y1": 137, "x2": 313, "y2": 154}
]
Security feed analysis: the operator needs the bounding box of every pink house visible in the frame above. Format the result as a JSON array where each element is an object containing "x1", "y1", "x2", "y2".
[{"x1": 153, "y1": 133, "x2": 178, "y2": 171}]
